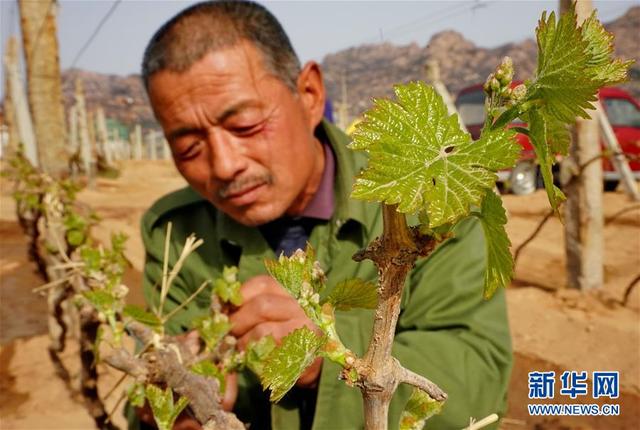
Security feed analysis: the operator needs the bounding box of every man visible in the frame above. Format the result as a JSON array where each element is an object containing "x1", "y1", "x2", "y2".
[{"x1": 138, "y1": 1, "x2": 512, "y2": 429}]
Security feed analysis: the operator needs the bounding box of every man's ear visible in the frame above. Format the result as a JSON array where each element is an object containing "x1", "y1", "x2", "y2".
[{"x1": 296, "y1": 61, "x2": 326, "y2": 129}]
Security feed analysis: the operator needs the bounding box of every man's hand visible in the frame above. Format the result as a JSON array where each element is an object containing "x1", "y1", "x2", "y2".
[{"x1": 229, "y1": 275, "x2": 323, "y2": 388}]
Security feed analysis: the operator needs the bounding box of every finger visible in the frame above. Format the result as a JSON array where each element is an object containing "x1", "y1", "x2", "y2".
[
  {"x1": 173, "y1": 414, "x2": 202, "y2": 430},
  {"x1": 222, "y1": 373, "x2": 238, "y2": 412},
  {"x1": 297, "y1": 357, "x2": 323, "y2": 388},
  {"x1": 229, "y1": 294, "x2": 304, "y2": 337},
  {"x1": 182, "y1": 330, "x2": 201, "y2": 356},
  {"x1": 240, "y1": 274, "x2": 290, "y2": 303},
  {"x1": 136, "y1": 403, "x2": 155, "y2": 425}
]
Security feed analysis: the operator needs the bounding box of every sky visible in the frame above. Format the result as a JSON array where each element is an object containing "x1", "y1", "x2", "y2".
[{"x1": 0, "y1": 0, "x2": 636, "y2": 91}]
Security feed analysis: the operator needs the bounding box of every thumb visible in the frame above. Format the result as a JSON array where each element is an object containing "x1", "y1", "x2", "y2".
[{"x1": 222, "y1": 372, "x2": 238, "y2": 412}]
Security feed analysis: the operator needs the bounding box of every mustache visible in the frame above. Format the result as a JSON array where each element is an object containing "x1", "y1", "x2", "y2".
[{"x1": 218, "y1": 173, "x2": 273, "y2": 199}]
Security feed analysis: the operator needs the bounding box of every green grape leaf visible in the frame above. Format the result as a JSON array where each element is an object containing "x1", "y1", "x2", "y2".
[
  {"x1": 528, "y1": 7, "x2": 632, "y2": 124},
  {"x1": 126, "y1": 382, "x2": 146, "y2": 408},
  {"x1": 66, "y1": 229, "x2": 85, "y2": 247},
  {"x1": 213, "y1": 266, "x2": 242, "y2": 306},
  {"x1": 350, "y1": 82, "x2": 520, "y2": 227},
  {"x1": 528, "y1": 110, "x2": 566, "y2": 212},
  {"x1": 580, "y1": 11, "x2": 634, "y2": 85},
  {"x1": 323, "y1": 278, "x2": 378, "y2": 311},
  {"x1": 261, "y1": 326, "x2": 325, "y2": 402},
  {"x1": 246, "y1": 335, "x2": 277, "y2": 377},
  {"x1": 545, "y1": 115, "x2": 571, "y2": 157},
  {"x1": 193, "y1": 314, "x2": 231, "y2": 351},
  {"x1": 80, "y1": 247, "x2": 102, "y2": 272},
  {"x1": 399, "y1": 387, "x2": 444, "y2": 430},
  {"x1": 123, "y1": 304, "x2": 162, "y2": 330},
  {"x1": 110, "y1": 232, "x2": 128, "y2": 254},
  {"x1": 476, "y1": 190, "x2": 514, "y2": 299},
  {"x1": 264, "y1": 245, "x2": 324, "y2": 299},
  {"x1": 145, "y1": 384, "x2": 189, "y2": 430},
  {"x1": 64, "y1": 212, "x2": 87, "y2": 232},
  {"x1": 83, "y1": 290, "x2": 116, "y2": 313},
  {"x1": 531, "y1": 9, "x2": 599, "y2": 123}
]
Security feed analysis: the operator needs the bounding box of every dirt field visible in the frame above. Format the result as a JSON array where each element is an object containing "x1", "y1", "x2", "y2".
[{"x1": 1, "y1": 160, "x2": 638, "y2": 429}]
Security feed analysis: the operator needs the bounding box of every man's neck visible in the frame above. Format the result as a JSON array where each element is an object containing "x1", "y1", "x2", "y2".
[{"x1": 285, "y1": 136, "x2": 327, "y2": 217}]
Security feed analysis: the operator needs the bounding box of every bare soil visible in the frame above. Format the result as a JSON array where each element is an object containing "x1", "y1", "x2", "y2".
[{"x1": 1, "y1": 160, "x2": 638, "y2": 429}]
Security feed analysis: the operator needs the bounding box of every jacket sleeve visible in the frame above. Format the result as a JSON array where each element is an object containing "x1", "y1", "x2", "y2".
[{"x1": 312, "y1": 218, "x2": 512, "y2": 430}]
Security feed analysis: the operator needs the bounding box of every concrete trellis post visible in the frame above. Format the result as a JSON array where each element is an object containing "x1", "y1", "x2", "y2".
[
  {"x1": 3, "y1": 37, "x2": 20, "y2": 157},
  {"x1": 3, "y1": 36, "x2": 38, "y2": 166},
  {"x1": 74, "y1": 79, "x2": 94, "y2": 182},
  {"x1": 336, "y1": 71, "x2": 350, "y2": 131},
  {"x1": 18, "y1": 0, "x2": 68, "y2": 176},
  {"x1": 131, "y1": 124, "x2": 143, "y2": 160},
  {"x1": 68, "y1": 105, "x2": 78, "y2": 154},
  {"x1": 147, "y1": 130, "x2": 158, "y2": 160},
  {"x1": 95, "y1": 107, "x2": 111, "y2": 165},
  {"x1": 560, "y1": 0, "x2": 603, "y2": 291},
  {"x1": 162, "y1": 137, "x2": 172, "y2": 160}
]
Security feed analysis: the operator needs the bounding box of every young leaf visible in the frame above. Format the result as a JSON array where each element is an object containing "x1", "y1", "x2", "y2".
[
  {"x1": 264, "y1": 246, "x2": 324, "y2": 299},
  {"x1": 66, "y1": 229, "x2": 86, "y2": 247},
  {"x1": 545, "y1": 115, "x2": 571, "y2": 157},
  {"x1": 193, "y1": 314, "x2": 231, "y2": 351},
  {"x1": 260, "y1": 326, "x2": 325, "y2": 402},
  {"x1": 80, "y1": 247, "x2": 102, "y2": 272},
  {"x1": 399, "y1": 387, "x2": 444, "y2": 430},
  {"x1": 145, "y1": 384, "x2": 189, "y2": 430},
  {"x1": 323, "y1": 278, "x2": 378, "y2": 311},
  {"x1": 350, "y1": 82, "x2": 520, "y2": 227},
  {"x1": 476, "y1": 190, "x2": 514, "y2": 299},
  {"x1": 580, "y1": 11, "x2": 633, "y2": 85},
  {"x1": 83, "y1": 290, "x2": 116, "y2": 313},
  {"x1": 214, "y1": 266, "x2": 243, "y2": 305},
  {"x1": 126, "y1": 382, "x2": 146, "y2": 408},
  {"x1": 246, "y1": 335, "x2": 277, "y2": 377},
  {"x1": 245, "y1": 335, "x2": 276, "y2": 380},
  {"x1": 123, "y1": 304, "x2": 163, "y2": 330},
  {"x1": 527, "y1": 7, "x2": 631, "y2": 124},
  {"x1": 528, "y1": 110, "x2": 566, "y2": 212},
  {"x1": 530, "y1": 9, "x2": 599, "y2": 123}
]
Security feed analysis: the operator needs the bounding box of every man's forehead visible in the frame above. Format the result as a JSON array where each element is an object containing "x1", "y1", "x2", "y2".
[{"x1": 153, "y1": 40, "x2": 271, "y2": 83}]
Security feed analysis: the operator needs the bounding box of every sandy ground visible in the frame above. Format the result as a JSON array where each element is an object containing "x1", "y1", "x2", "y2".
[{"x1": 1, "y1": 160, "x2": 638, "y2": 429}]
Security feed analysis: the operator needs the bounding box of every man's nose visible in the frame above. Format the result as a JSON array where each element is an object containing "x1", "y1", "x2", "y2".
[{"x1": 207, "y1": 132, "x2": 247, "y2": 181}]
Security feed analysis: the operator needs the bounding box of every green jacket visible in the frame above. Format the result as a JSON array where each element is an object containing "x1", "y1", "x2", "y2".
[{"x1": 139, "y1": 122, "x2": 512, "y2": 429}]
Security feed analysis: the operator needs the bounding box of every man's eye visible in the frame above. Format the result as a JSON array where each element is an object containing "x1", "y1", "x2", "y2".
[
  {"x1": 231, "y1": 122, "x2": 264, "y2": 136},
  {"x1": 177, "y1": 141, "x2": 202, "y2": 160}
]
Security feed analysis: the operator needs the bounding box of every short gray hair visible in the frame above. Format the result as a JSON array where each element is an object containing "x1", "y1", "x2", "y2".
[{"x1": 142, "y1": 1, "x2": 301, "y2": 91}]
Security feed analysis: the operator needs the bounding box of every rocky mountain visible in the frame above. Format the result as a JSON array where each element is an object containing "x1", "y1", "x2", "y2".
[
  {"x1": 60, "y1": 6, "x2": 639, "y2": 129},
  {"x1": 322, "y1": 6, "x2": 639, "y2": 121}
]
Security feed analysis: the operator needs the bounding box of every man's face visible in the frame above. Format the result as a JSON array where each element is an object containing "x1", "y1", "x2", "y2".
[{"x1": 147, "y1": 41, "x2": 325, "y2": 226}]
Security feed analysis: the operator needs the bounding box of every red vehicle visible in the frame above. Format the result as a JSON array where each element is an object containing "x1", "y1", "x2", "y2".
[{"x1": 455, "y1": 83, "x2": 640, "y2": 194}]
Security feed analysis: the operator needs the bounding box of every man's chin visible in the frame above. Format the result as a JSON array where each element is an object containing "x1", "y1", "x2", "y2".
[{"x1": 221, "y1": 204, "x2": 285, "y2": 227}]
